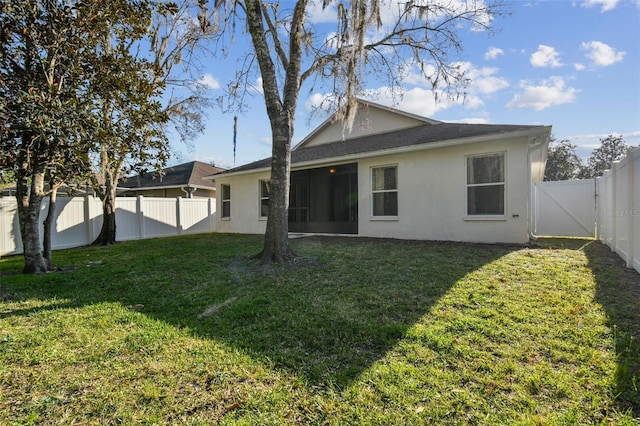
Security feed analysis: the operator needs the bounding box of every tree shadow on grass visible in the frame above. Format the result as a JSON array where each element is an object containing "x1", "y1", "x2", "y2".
[
  {"x1": 583, "y1": 241, "x2": 640, "y2": 417},
  {"x1": 183, "y1": 236, "x2": 518, "y2": 388},
  {"x1": 0, "y1": 235, "x2": 516, "y2": 389},
  {"x1": 533, "y1": 237, "x2": 640, "y2": 417}
]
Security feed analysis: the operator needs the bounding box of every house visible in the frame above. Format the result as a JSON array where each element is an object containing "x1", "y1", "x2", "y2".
[
  {"x1": 209, "y1": 100, "x2": 551, "y2": 244},
  {"x1": 119, "y1": 161, "x2": 225, "y2": 199}
]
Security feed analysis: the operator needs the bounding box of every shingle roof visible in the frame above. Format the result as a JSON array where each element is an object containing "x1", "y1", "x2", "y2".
[
  {"x1": 120, "y1": 161, "x2": 226, "y2": 189},
  {"x1": 224, "y1": 122, "x2": 546, "y2": 174}
]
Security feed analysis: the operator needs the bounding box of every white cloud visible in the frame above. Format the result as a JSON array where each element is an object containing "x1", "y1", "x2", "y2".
[
  {"x1": 461, "y1": 95, "x2": 485, "y2": 110},
  {"x1": 317, "y1": 86, "x2": 452, "y2": 118},
  {"x1": 253, "y1": 77, "x2": 264, "y2": 94},
  {"x1": 307, "y1": 0, "x2": 338, "y2": 23},
  {"x1": 374, "y1": 0, "x2": 491, "y2": 29},
  {"x1": 305, "y1": 59, "x2": 510, "y2": 120},
  {"x1": 258, "y1": 136, "x2": 272, "y2": 146},
  {"x1": 530, "y1": 45, "x2": 563, "y2": 68},
  {"x1": 580, "y1": 41, "x2": 625, "y2": 66},
  {"x1": 398, "y1": 62, "x2": 439, "y2": 88},
  {"x1": 574, "y1": 63, "x2": 586, "y2": 71},
  {"x1": 365, "y1": 86, "x2": 484, "y2": 117},
  {"x1": 454, "y1": 117, "x2": 491, "y2": 124},
  {"x1": 484, "y1": 47, "x2": 504, "y2": 60},
  {"x1": 304, "y1": 93, "x2": 349, "y2": 115},
  {"x1": 395, "y1": 61, "x2": 508, "y2": 111},
  {"x1": 506, "y1": 77, "x2": 578, "y2": 111},
  {"x1": 562, "y1": 130, "x2": 640, "y2": 157},
  {"x1": 626, "y1": 130, "x2": 640, "y2": 140},
  {"x1": 580, "y1": 0, "x2": 619, "y2": 12},
  {"x1": 401, "y1": 61, "x2": 508, "y2": 97},
  {"x1": 198, "y1": 74, "x2": 220, "y2": 90},
  {"x1": 464, "y1": 65, "x2": 509, "y2": 95},
  {"x1": 567, "y1": 130, "x2": 640, "y2": 144},
  {"x1": 309, "y1": 0, "x2": 497, "y2": 39},
  {"x1": 372, "y1": 87, "x2": 450, "y2": 117}
]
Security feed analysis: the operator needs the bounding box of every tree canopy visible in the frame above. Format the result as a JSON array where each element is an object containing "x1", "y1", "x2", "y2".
[
  {"x1": 0, "y1": 0, "x2": 177, "y2": 271},
  {"x1": 580, "y1": 134, "x2": 632, "y2": 179},
  {"x1": 90, "y1": 0, "x2": 220, "y2": 245},
  {"x1": 544, "y1": 136, "x2": 583, "y2": 181}
]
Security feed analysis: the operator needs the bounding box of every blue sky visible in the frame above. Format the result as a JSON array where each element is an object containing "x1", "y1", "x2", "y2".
[{"x1": 172, "y1": 0, "x2": 640, "y2": 168}]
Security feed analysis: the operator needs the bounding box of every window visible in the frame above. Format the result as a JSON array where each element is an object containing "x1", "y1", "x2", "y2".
[
  {"x1": 259, "y1": 180, "x2": 270, "y2": 218},
  {"x1": 371, "y1": 165, "x2": 398, "y2": 216},
  {"x1": 221, "y1": 184, "x2": 231, "y2": 218},
  {"x1": 466, "y1": 153, "x2": 505, "y2": 216}
]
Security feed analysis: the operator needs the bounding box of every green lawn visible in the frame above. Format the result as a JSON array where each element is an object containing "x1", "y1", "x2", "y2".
[{"x1": 1, "y1": 234, "x2": 638, "y2": 425}]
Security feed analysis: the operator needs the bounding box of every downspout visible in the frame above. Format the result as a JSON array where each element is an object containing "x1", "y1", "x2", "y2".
[
  {"x1": 527, "y1": 131, "x2": 551, "y2": 241},
  {"x1": 181, "y1": 186, "x2": 194, "y2": 199}
]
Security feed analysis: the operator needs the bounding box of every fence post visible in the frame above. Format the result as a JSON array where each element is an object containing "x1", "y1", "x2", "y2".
[
  {"x1": 209, "y1": 197, "x2": 215, "y2": 232},
  {"x1": 610, "y1": 163, "x2": 617, "y2": 253},
  {"x1": 627, "y1": 154, "x2": 635, "y2": 268},
  {"x1": 531, "y1": 182, "x2": 537, "y2": 236},
  {"x1": 594, "y1": 178, "x2": 600, "y2": 241},
  {"x1": 177, "y1": 197, "x2": 183, "y2": 235},
  {"x1": 137, "y1": 195, "x2": 145, "y2": 240},
  {"x1": 85, "y1": 195, "x2": 94, "y2": 245}
]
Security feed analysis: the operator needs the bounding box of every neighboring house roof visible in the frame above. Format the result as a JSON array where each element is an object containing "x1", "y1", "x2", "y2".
[
  {"x1": 120, "y1": 161, "x2": 226, "y2": 191},
  {"x1": 218, "y1": 121, "x2": 550, "y2": 177}
]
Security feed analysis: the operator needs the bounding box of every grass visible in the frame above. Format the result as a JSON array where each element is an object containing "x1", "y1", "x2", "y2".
[{"x1": 0, "y1": 233, "x2": 638, "y2": 425}]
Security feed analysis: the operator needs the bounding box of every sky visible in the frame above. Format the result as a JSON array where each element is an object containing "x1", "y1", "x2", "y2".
[{"x1": 170, "y1": 0, "x2": 640, "y2": 169}]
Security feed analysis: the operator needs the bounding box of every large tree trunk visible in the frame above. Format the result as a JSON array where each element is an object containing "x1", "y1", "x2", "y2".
[
  {"x1": 93, "y1": 173, "x2": 118, "y2": 245},
  {"x1": 260, "y1": 112, "x2": 296, "y2": 263},
  {"x1": 16, "y1": 168, "x2": 48, "y2": 274},
  {"x1": 244, "y1": 0, "x2": 307, "y2": 264},
  {"x1": 43, "y1": 183, "x2": 61, "y2": 269}
]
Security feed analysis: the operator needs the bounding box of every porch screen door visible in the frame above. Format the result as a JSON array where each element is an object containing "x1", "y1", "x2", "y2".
[{"x1": 288, "y1": 174, "x2": 309, "y2": 232}]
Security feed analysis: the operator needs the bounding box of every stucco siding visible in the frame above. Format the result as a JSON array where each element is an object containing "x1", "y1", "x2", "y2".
[
  {"x1": 215, "y1": 135, "x2": 535, "y2": 244},
  {"x1": 302, "y1": 107, "x2": 426, "y2": 148},
  {"x1": 357, "y1": 137, "x2": 531, "y2": 244},
  {"x1": 215, "y1": 171, "x2": 270, "y2": 235},
  {"x1": 192, "y1": 188, "x2": 217, "y2": 198}
]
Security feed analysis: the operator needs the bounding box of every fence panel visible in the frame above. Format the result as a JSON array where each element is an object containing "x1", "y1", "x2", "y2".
[
  {"x1": 51, "y1": 197, "x2": 93, "y2": 249},
  {"x1": 634, "y1": 152, "x2": 640, "y2": 272},
  {"x1": 1, "y1": 196, "x2": 216, "y2": 256},
  {"x1": 115, "y1": 197, "x2": 140, "y2": 241},
  {"x1": 0, "y1": 198, "x2": 21, "y2": 256},
  {"x1": 142, "y1": 197, "x2": 179, "y2": 238},
  {"x1": 614, "y1": 160, "x2": 630, "y2": 260},
  {"x1": 532, "y1": 179, "x2": 596, "y2": 237},
  {"x1": 180, "y1": 198, "x2": 215, "y2": 234},
  {"x1": 597, "y1": 147, "x2": 639, "y2": 273}
]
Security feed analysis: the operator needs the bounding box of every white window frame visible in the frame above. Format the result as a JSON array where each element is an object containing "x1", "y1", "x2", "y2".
[
  {"x1": 370, "y1": 164, "x2": 399, "y2": 219},
  {"x1": 465, "y1": 152, "x2": 506, "y2": 219},
  {"x1": 220, "y1": 184, "x2": 231, "y2": 219},
  {"x1": 258, "y1": 179, "x2": 270, "y2": 219}
]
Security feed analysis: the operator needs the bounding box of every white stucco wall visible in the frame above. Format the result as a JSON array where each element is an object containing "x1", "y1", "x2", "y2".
[
  {"x1": 215, "y1": 135, "x2": 541, "y2": 244},
  {"x1": 357, "y1": 137, "x2": 532, "y2": 244},
  {"x1": 214, "y1": 171, "x2": 271, "y2": 235},
  {"x1": 301, "y1": 106, "x2": 426, "y2": 147}
]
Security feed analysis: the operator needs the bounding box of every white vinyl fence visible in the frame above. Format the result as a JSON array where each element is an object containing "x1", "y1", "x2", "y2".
[
  {"x1": 0, "y1": 196, "x2": 216, "y2": 256},
  {"x1": 532, "y1": 148, "x2": 639, "y2": 273},
  {"x1": 596, "y1": 147, "x2": 640, "y2": 273},
  {"x1": 532, "y1": 179, "x2": 597, "y2": 238}
]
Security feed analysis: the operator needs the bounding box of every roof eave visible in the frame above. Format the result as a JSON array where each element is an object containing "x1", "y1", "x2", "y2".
[
  {"x1": 215, "y1": 126, "x2": 551, "y2": 179},
  {"x1": 290, "y1": 126, "x2": 551, "y2": 170},
  {"x1": 118, "y1": 184, "x2": 216, "y2": 192}
]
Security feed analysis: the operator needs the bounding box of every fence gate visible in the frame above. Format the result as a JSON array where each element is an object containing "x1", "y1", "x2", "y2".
[{"x1": 532, "y1": 179, "x2": 597, "y2": 237}]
